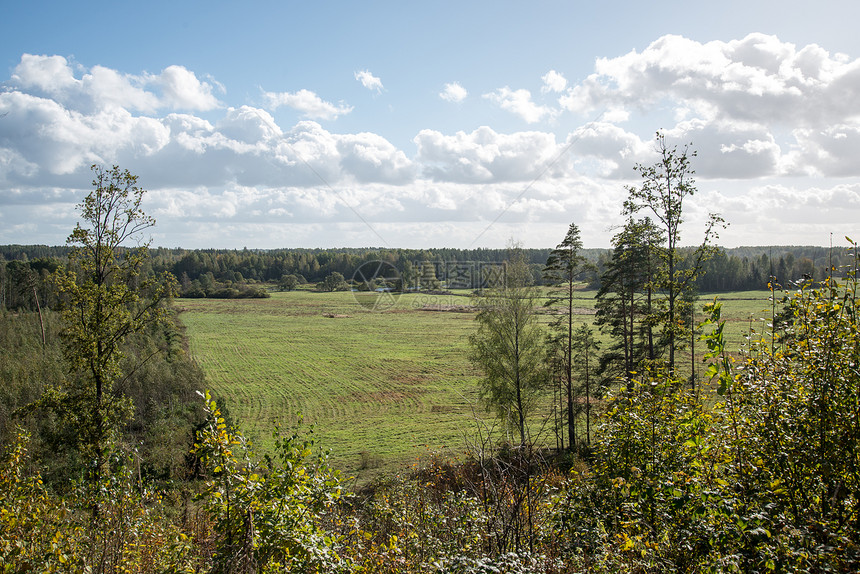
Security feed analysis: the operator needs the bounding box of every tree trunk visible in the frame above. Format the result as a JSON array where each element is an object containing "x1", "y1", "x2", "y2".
[
  {"x1": 567, "y1": 274, "x2": 575, "y2": 450},
  {"x1": 33, "y1": 285, "x2": 45, "y2": 347}
]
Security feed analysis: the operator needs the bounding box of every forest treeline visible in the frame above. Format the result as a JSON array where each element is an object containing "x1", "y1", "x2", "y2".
[{"x1": 0, "y1": 242, "x2": 851, "y2": 309}]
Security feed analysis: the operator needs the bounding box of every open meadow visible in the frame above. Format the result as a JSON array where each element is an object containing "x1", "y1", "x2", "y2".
[
  {"x1": 177, "y1": 287, "x2": 777, "y2": 479},
  {"x1": 178, "y1": 289, "x2": 486, "y2": 480}
]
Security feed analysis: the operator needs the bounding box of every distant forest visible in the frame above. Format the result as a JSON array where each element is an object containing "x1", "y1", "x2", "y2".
[{"x1": 1, "y1": 243, "x2": 854, "y2": 309}]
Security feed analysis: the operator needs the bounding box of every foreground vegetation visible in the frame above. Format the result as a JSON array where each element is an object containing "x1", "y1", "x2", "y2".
[{"x1": 4, "y1": 142, "x2": 860, "y2": 572}]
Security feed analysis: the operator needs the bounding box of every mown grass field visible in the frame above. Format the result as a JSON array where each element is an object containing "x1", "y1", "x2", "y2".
[
  {"x1": 177, "y1": 288, "x2": 777, "y2": 479},
  {"x1": 177, "y1": 289, "x2": 486, "y2": 480}
]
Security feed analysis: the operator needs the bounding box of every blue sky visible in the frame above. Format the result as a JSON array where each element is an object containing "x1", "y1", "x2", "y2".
[{"x1": 2, "y1": 1, "x2": 860, "y2": 249}]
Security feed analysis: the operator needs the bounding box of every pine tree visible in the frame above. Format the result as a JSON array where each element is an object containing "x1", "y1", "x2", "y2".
[
  {"x1": 571, "y1": 324, "x2": 599, "y2": 446},
  {"x1": 543, "y1": 223, "x2": 589, "y2": 450},
  {"x1": 623, "y1": 132, "x2": 724, "y2": 374},
  {"x1": 595, "y1": 217, "x2": 663, "y2": 390}
]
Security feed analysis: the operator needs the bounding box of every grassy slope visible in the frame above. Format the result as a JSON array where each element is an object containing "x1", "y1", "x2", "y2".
[
  {"x1": 178, "y1": 290, "x2": 485, "y2": 479},
  {"x1": 178, "y1": 288, "x2": 776, "y2": 478}
]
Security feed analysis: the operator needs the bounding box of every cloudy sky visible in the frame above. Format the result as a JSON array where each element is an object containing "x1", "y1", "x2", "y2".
[{"x1": 2, "y1": 1, "x2": 860, "y2": 249}]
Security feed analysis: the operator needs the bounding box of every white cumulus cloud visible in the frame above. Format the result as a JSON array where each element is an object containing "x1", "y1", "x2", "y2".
[
  {"x1": 218, "y1": 106, "x2": 283, "y2": 143},
  {"x1": 541, "y1": 70, "x2": 567, "y2": 93},
  {"x1": 440, "y1": 82, "x2": 468, "y2": 103},
  {"x1": 561, "y1": 33, "x2": 860, "y2": 127},
  {"x1": 157, "y1": 65, "x2": 221, "y2": 111},
  {"x1": 556, "y1": 33, "x2": 860, "y2": 178},
  {"x1": 414, "y1": 126, "x2": 565, "y2": 182},
  {"x1": 8, "y1": 55, "x2": 220, "y2": 113},
  {"x1": 263, "y1": 88, "x2": 353, "y2": 120},
  {"x1": 483, "y1": 87, "x2": 555, "y2": 124},
  {"x1": 11, "y1": 54, "x2": 79, "y2": 94},
  {"x1": 355, "y1": 69, "x2": 384, "y2": 93}
]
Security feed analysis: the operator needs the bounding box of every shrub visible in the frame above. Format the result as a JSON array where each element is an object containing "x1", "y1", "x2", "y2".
[{"x1": 192, "y1": 391, "x2": 351, "y2": 573}]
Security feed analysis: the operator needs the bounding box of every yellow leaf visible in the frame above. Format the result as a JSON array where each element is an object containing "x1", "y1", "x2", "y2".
[{"x1": 618, "y1": 533, "x2": 634, "y2": 551}]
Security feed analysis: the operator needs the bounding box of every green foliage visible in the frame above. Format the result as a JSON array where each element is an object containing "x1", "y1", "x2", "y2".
[
  {"x1": 319, "y1": 271, "x2": 350, "y2": 292},
  {"x1": 43, "y1": 165, "x2": 177, "y2": 485},
  {"x1": 1, "y1": 165, "x2": 204, "y2": 495},
  {"x1": 0, "y1": 429, "x2": 67, "y2": 572},
  {"x1": 417, "y1": 261, "x2": 442, "y2": 290},
  {"x1": 1, "y1": 308, "x2": 203, "y2": 488},
  {"x1": 595, "y1": 217, "x2": 664, "y2": 386},
  {"x1": 554, "y1": 246, "x2": 860, "y2": 571},
  {"x1": 193, "y1": 391, "x2": 350, "y2": 573},
  {"x1": 120, "y1": 317, "x2": 206, "y2": 481},
  {"x1": 0, "y1": 310, "x2": 65, "y2": 445},
  {"x1": 698, "y1": 298, "x2": 735, "y2": 396},
  {"x1": 0, "y1": 258, "x2": 60, "y2": 312},
  {"x1": 5, "y1": 243, "x2": 850, "y2": 298},
  {"x1": 543, "y1": 223, "x2": 588, "y2": 291},
  {"x1": 716, "y1": 246, "x2": 860, "y2": 569},
  {"x1": 469, "y1": 250, "x2": 546, "y2": 446},
  {"x1": 279, "y1": 273, "x2": 300, "y2": 291},
  {"x1": 178, "y1": 271, "x2": 271, "y2": 298},
  {"x1": 623, "y1": 132, "x2": 724, "y2": 372},
  {"x1": 0, "y1": 429, "x2": 198, "y2": 573},
  {"x1": 543, "y1": 223, "x2": 590, "y2": 450}
]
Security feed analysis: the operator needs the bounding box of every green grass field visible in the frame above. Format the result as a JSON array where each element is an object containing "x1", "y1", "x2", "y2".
[
  {"x1": 177, "y1": 287, "x2": 778, "y2": 479},
  {"x1": 177, "y1": 289, "x2": 488, "y2": 479}
]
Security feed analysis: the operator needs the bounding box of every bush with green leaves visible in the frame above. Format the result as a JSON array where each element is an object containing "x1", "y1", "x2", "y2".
[
  {"x1": 553, "y1": 243, "x2": 860, "y2": 572},
  {"x1": 711, "y1": 246, "x2": 860, "y2": 571},
  {"x1": 192, "y1": 391, "x2": 350, "y2": 573},
  {"x1": 0, "y1": 429, "x2": 197, "y2": 574},
  {"x1": 552, "y1": 375, "x2": 721, "y2": 572}
]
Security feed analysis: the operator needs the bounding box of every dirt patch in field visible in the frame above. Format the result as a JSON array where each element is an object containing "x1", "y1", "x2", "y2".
[
  {"x1": 417, "y1": 304, "x2": 476, "y2": 313},
  {"x1": 322, "y1": 313, "x2": 352, "y2": 318}
]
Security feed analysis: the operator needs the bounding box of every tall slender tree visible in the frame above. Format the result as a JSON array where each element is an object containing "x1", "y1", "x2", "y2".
[
  {"x1": 571, "y1": 323, "x2": 599, "y2": 446},
  {"x1": 623, "y1": 132, "x2": 724, "y2": 374},
  {"x1": 48, "y1": 165, "x2": 175, "y2": 489},
  {"x1": 595, "y1": 217, "x2": 663, "y2": 390},
  {"x1": 543, "y1": 223, "x2": 589, "y2": 450},
  {"x1": 469, "y1": 246, "x2": 545, "y2": 446}
]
